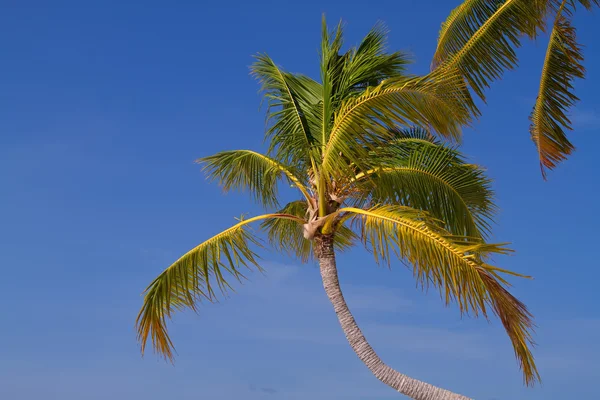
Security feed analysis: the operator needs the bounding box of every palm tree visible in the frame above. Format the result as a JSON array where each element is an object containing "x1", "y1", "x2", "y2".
[
  {"x1": 432, "y1": 0, "x2": 598, "y2": 178},
  {"x1": 136, "y1": 20, "x2": 538, "y2": 400}
]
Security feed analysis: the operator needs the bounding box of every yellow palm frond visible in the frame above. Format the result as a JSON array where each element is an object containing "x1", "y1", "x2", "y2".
[
  {"x1": 136, "y1": 213, "x2": 304, "y2": 360},
  {"x1": 322, "y1": 69, "x2": 474, "y2": 177},
  {"x1": 433, "y1": 0, "x2": 544, "y2": 99},
  {"x1": 341, "y1": 205, "x2": 539, "y2": 385},
  {"x1": 198, "y1": 150, "x2": 312, "y2": 206},
  {"x1": 530, "y1": 12, "x2": 585, "y2": 178}
]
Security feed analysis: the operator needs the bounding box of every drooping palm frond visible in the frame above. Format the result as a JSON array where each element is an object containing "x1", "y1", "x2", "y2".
[
  {"x1": 342, "y1": 205, "x2": 539, "y2": 385},
  {"x1": 251, "y1": 54, "x2": 323, "y2": 170},
  {"x1": 322, "y1": 69, "x2": 474, "y2": 178},
  {"x1": 432, "y1": 0, "x2": 544, "y2": 99},
  {"x1": 352, "y1": 128, "x2": 495, "y2": 238},
  {"x1": 477, "y1": 270, "x2": 538, "y2": 386},
  {"x1": 136, "y1": 213, "x2": 304, "y2": 361},
  {"x1": 530, "y1": 11, "x2": 585, "y2": 178},
  {"x1": 197, "y1": 150, "x2": 311, "y2": 207}
]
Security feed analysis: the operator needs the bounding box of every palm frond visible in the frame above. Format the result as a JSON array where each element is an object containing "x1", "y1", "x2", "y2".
[
  {"x1": 432, "y1": 0, "x2": 544, "y2": 99},
  {"x1": 251, "y1": 54, "x2": 322, "y2": 170},
  {"x1": 322, "y1": 69, "x2": 474, "y2": 178},
  {"x1": 320, "y1": 17, "x2": 345, "y2": 150},
  {"x1": 342, "y1": 205, "x2": 539, "y2": 385},
  {"x1": 530, "y1": 12, "x2": 585, "y2": 178},
  {"x1": 389, "y1": 126, "x2": 439, "y2": 142},
  {"x1": 197, "y1": 150, "x2": 311, "y2": 207},
  {"x1": 352, "y1": 129, "x2": 495, "y2": 238},
  {"x1": 261, "y1": 201, "x2": 313, "y2": 262},
  {"x1": 136, "y1": 213, "x2": 304, "y2": 361},
  {"x1": 335, "y1": 22, "x2": 411, "y2": 101},
  {"x1": 576, "y1": 0, "x2": 600, "y2": 10},
  {"x1": 478, "y1": 270, "x2": 538, "y2": 386},
  {"x1": 334, "y1": 221, "x2": 359, "y2": 252}
]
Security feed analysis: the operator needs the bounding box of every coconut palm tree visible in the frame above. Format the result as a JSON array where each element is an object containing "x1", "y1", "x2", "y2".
[
  {"x1": 136, "y1": 20, "x2": 538, "y2": 400},
  {"x1": 432, "y1": 0, "x2": 598, "y2": 178}
]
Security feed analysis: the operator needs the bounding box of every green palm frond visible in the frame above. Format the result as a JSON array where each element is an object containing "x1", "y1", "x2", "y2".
[
  {"x1": 136, "y1": 213, "x2": 304, "y2": 360},
  {"x1": 197, "y1": 150, "x2": 311, "y2": 207},
  {"x1": 320, "y1": 17, "x2": 345, "y2": 151},
  {"x1": 359, "y1": 126, "x2": 445, "y2": 159},
  {"x1": 336, "y1": 22, "x2": 411, "y2": 101},
  {"x1": 352, "y1": 128, "x2": 495, "y2": 238},
  {"x1": 334, "y1": 221, "x2": 359, "y2": 251},
  {"x1": 261, "y1": 201, "x2": 313, "y2": 262},
  {"x1": 354, "y1": 126, "x2": 439, "y2": 160},
  {"x1": 432, "y1": 0, "x2": 544, "y2": 99},
  {"x1": 342, "y1": 205, "x2": 539, "y2": 385},
  {"x1": 322, "y1": 69, "x2": 474, "y2": 177},
  {"x1": 530, "y1": 10, "x2": 585, "y2": 178},
  {"x1": 318, "y1": 19, "x2": 412, "y2": 148},
  {"x1": 251, "y1": 54, "x2": 322, "y2": 170},
  {"x1": 320, "y1": 19, "x2": 411, "y2": 137}
]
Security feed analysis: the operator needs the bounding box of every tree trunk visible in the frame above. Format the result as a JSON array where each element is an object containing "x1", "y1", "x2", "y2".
[{"x1": 315, "y1": 234, "x2": 472, "y2": 400}]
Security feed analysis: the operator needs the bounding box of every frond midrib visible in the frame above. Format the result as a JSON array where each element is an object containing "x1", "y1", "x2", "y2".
[
  {"x1": 164, "y1": 213, "x2": 305, "y2": 274},
  {"x1": 241, "y1": 150, "x2": 312, "y2": 202},
  {"x1": 341, "y1": 206, "x2": 484, "y2": 274},
  {"x1": 323, "y1": 81, "x2": 448, "y2": 166},
  {"x1": 440, "y1": 0, "x2": 517, "y2": 71},
  {"x1": 433, "y1": 0, "x2": 477, "y2": 66}
]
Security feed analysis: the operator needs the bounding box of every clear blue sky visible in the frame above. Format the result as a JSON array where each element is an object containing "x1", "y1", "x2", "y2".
[{"x1": 1, "y1": 1, "x2": 599, "y2": 399}]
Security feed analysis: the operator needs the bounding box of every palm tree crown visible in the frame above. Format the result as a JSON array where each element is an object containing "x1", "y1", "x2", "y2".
[{"x1": 136, "y1": 18, "x2": 539, "y2": 392}]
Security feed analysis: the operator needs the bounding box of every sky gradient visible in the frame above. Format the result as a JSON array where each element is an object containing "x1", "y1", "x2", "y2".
[{"x1": 1, "y1": 1, "x2": 600, "y2": 399}]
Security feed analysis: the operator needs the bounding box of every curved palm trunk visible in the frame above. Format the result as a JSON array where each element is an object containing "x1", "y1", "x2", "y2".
[{"x1": 315, "y1": 235, "x2": 471, "y2": 400}]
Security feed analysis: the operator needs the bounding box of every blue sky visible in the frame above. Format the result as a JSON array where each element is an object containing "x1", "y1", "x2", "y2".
[{"x1": 1, "y1": 1, "x2": 599, "y2": 399}]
